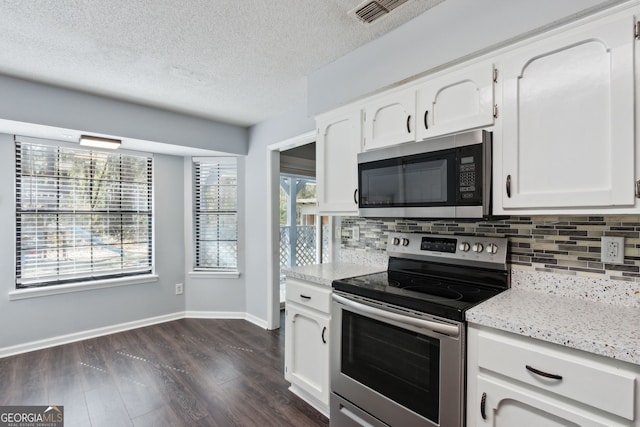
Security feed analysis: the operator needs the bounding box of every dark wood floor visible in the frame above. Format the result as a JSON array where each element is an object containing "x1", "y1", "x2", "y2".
[{"x1": 0, "y1": 312, "x2": 329, "y2": 427}]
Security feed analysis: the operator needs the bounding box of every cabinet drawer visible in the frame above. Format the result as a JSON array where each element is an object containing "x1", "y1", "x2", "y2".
[
  {"x1": 476, "y1": 330, "x2": 636, "y2": 420},
  {"x1": 286, "y1": 278, "x2": 332, "y2": 313}
]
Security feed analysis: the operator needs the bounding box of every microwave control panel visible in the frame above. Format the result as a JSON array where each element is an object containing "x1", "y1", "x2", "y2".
[{"x1": 457, "y1": 143, "x2": 483, "y2": 204}]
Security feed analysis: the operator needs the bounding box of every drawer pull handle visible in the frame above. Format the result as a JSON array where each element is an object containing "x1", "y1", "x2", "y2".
[
  {"x1": 321, "y1": 326, "x2": 327, "y2": 344},
  {"x1": 526, "y1": 365, "x2": 563, "y2": 380},
  {"x1": 300, "y1": 294, "x2": 311, "y2": 300},
  {"x1": 480, "y1": 392, "x2": 487, "y2": 420},
  {"x1": 406, "y1": 115, "x2": 412, "y2": 133},
  {"x1": 423, "y1": 110, "x2": 429, "y2": 130}
]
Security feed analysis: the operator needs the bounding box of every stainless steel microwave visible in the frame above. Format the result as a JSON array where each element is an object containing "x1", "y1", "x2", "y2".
[{"x1": 357, "y1": 130, "x2": 492, "y2": 219}]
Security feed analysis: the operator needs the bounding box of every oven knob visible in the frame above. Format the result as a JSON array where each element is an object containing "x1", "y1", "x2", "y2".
[
  {"x1": 402, "y1": 238, "x2": 410, "y2": 246},
  {"x1": 472, "y1": 243, "x2": 484, "y2": 253},
  {"x1": 392, "y1": 237, "x2": 401, "y2": 246},
  {"x1": 486, "y1": 243, "x2": 499, "y2": 254},
  {"x1": 458, "y1": 242, "x2": 471, "y2": 252}
]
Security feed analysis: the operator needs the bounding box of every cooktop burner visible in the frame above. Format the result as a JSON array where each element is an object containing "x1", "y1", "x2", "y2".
[{"x1": 332, "y1": 233, "x2": 509, "y2": 321}]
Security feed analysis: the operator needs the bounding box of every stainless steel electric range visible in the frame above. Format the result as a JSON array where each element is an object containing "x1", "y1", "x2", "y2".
[{"x1": 330, "y1": 232, "x2": 509, "y2": 427}]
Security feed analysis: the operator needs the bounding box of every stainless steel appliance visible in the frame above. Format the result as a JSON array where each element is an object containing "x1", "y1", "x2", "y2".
[
  {"x1": 357, "y1": 130, "x2": 492, "y2": 219},
  {"x1": 330, "y1": 232, "x2": 509, "y2": 427}
]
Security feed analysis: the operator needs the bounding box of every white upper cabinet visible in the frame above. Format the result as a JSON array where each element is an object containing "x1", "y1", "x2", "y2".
[
  {"x1": 416, "y1": 61, "x2": 495, "y2": 140},
  {"x1": 316, "y1": 108, "x2": 362, "y2": 215},
  {"x1": 499, "y1": 14, "x2": 636, "y2": 210},
  {"x1": 362, "y1": 90, "x2": 416, "y2": 151}
]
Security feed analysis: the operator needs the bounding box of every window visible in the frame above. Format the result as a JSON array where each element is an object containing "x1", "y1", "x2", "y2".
[
  {"x1": 15, "y1": 138, "x2": 153, "y2": 288},
  {"x1": 193, "y1": 157, "x2": 238, "y2": 270}
]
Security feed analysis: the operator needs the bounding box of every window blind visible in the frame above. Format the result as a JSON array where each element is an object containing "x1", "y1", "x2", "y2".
[
  {"x1": 194, "y1": 157, "x2": 238, "y2": 270},
  {"x1": 15, "y1": 140, "x2": 153, "y2": 287}
]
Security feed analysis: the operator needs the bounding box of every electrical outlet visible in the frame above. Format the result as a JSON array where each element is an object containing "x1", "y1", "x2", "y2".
[
  {"x1": 601, "y1": 236, "x2": 624, "y2": 264},
  {"x1": 175, "y1": 283, "x2": 184, "y2": 295},
  {"x1": 352, "y1": 226, "x2": 360, "y2": 241}
]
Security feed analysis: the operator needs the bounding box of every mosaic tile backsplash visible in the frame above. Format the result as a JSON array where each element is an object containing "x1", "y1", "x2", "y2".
[{"x1": 340, "y1": 215, "x2": 640, "y2": 283}]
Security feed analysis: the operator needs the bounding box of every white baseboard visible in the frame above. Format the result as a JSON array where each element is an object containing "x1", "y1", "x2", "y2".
[
  {"x1": 184, "y1": 310, "x2": 245, "y2": 319},
  {"x1": 244, "y1": 312, "x2": 269, "y2": 329},
  {"x1": 186, "y1": 310, "x2": 269, "y2": 329},
  {"x1": 0, "y1": 312, "x2": 184, "y2": 358},
  {"x1": 1, "y1": 310, "x2": 271, "y2": 358}
]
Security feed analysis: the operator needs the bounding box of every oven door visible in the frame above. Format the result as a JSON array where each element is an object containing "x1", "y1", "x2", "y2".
[{"x1": 330, "y1": 292, "x2": 464, "y2": 427}]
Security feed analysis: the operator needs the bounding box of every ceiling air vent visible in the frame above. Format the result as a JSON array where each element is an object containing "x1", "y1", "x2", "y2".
[{"x1": 350, "y1": 0, "x2": 411, "y2": 24}]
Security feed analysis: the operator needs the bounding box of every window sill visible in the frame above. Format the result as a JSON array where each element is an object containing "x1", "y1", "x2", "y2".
[
  {"x1": 8, "y1": 274, "x2": 159, "y2": 301},
  {"x1": 188, "y1": 270, "x2": 241, "y2": 279}
]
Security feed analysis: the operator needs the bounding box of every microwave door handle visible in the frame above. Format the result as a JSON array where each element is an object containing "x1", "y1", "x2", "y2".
[{"x1": 333, "y1": 293, "x2": 459, "y2": 337}]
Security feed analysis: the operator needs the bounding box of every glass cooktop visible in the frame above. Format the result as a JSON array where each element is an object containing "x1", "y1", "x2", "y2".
[{"x1": 333, "y1": 262, "x2": 508, "y2": 322}]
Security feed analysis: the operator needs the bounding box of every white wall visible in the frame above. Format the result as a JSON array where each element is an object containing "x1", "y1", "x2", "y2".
[
  {"x1": 184, "y1": 157, "x2": 247, "y2": 315},
  {"x1": 0, "y1": 74, "x2": 248, "y2": 155},
  {"x1": 307, "y1": 0, "x2": 625, "y2": 115},
  {"x1": 0, "y1": 133, "x2": 186, "y2": 349},
  {"x1": 245, "y1": 103, "x2": 314, "y2": 323},
  {"x1": 0, "y1": 74, "x2": 251, "y2": 352}
]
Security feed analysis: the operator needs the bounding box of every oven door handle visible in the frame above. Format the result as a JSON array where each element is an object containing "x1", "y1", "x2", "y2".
[{"x1": 333, "y1": 293, "x2": 459, "y2": 337}]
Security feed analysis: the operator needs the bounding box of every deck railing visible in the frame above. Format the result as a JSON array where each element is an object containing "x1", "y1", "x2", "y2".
[{"x1": 280, "y1": 225, "x2": 329, "y2": 269}]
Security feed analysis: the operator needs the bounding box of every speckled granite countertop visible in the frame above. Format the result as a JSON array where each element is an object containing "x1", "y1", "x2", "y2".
[
  {"x1": 466, "y1": 288, "x2": 640, "y2": 365},
  {"x1": 282, "y1": 263, "x2": 385, "y2": 287}
]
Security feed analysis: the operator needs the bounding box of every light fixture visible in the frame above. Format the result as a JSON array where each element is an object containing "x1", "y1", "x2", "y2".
[{"x1": 79, "y1": 135, "x2": 121, "y2": 149}]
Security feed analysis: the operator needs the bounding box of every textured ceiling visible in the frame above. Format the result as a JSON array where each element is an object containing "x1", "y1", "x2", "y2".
[{"x1": 0, "y1": 0, "x2": 445, "y2": 127}]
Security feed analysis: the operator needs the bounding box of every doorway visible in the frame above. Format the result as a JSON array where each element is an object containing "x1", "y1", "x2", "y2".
[
  {"x1": 279, "y1": 172, "x2": 329, "y2": 304},
  {"x1": 266, "y1": 131, "x2": 326, "y2": 330}
]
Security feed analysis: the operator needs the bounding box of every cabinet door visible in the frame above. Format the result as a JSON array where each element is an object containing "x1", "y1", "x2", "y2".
[
  {"x1": 363, "y1": 90, "x2": 415, "y2": 151},
  {"x1": 284, "y1": 304, "x2": 330, "y2": 405},
  {"x1": 416, "y1": 62, "x2": 495, "y2": 140},
  {"x1": 316, "y1": 110, "x2": 361, "y2": 215},
  {"x1": 501, "y1": 15, "x2": 635, "y2": 209},
  {"x1": 475, "y1": 376, "x2": 627, "y2": 427}
]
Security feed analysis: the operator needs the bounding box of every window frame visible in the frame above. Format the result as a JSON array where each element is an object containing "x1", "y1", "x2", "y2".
[
  {"x1": 13, "y1": 136, "x2": 155, "y2": 292},
  {"x1": 192, "y1": 156, "x2": 239, "y2": 272}
]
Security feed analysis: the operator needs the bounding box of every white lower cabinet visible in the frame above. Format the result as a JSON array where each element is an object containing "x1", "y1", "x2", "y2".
[
  {"x1": 467, "y1": 325, "x2": 640, "y2": 427},
  {"x1": 284, "y1": 278, "x2": 331, "y2": 416},
  {"x1": 477, "y1": 376, "x2": 628, "y2": 427}
]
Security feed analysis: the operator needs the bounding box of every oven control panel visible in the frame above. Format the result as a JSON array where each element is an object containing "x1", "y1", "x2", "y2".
[{"x1": 388, "y1": 232, "x2": 508, "y2": 268}]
